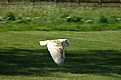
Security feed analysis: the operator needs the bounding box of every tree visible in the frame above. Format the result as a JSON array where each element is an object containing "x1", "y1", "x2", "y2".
[
  {"x1": 6, "y1": 0, "x2": 11, "y2": 4},
  {"x1": 31, "y1": 0, "x2": 35, "y2": 5}
]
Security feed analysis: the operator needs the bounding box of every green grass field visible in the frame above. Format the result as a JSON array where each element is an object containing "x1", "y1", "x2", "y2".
[
  {"x1": 0, "y1": 31, "x2": 121, "y2": 80},
  {"x1": 0, "y1": 2, "x2": 121, "y2": 80}
]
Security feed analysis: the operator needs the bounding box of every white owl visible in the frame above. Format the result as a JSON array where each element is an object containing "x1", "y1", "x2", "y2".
[{"x1": 39, "y1": 39, "x2": 69, "y2": 66}]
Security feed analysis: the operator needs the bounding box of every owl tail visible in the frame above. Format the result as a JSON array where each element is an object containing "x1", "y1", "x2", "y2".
[{"x1": 39, "y1": 41, "x2": 48, "y2": 46}]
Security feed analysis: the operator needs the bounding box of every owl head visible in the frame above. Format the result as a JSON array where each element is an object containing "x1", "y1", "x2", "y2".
[{"x1": 58, "y1": 39, "x2": 69, "y2": 46}]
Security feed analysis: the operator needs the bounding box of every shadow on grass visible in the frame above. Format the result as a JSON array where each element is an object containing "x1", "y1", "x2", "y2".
[{"x1": 0, "y1": 47, "x2": 121, "y2": 76}]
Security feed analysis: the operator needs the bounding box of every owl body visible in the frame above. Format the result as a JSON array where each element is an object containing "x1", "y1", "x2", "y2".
[{"x1": 39, "y1": 39, "x2": 69, "y2": 65}]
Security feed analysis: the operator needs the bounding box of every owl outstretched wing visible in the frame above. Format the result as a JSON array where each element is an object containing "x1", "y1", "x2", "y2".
[{"x1": 47, "y1": 40, "x2": 65, "y2": 65}]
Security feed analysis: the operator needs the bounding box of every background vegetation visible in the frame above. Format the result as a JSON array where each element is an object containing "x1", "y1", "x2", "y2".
[{"x1": 0, "y1": 2, "x2": 121, "y2": 31}]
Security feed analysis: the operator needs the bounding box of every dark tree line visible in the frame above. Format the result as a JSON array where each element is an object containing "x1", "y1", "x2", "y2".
[
  {"x1": 1, "y1": 0, "x2": 121, "y2": 4},
  {"x1": 3, "y1": 0, "x2": 36, "y2": 4}
]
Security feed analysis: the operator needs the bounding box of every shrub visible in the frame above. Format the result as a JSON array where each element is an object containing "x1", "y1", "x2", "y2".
[
  {"x1": 0, "y1": 17, "x2": 3, "y2": 22},
  {"x1": 5, "y1": 12, "x2": 16, "y2": 21},
  {"x1": 99, "y1": 15, "x2": 108, "y2": 23}
]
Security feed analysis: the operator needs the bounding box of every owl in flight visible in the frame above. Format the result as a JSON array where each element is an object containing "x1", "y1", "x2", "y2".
[{"x1": 39, "y1": 39, "x2": 69, "y2": 66}]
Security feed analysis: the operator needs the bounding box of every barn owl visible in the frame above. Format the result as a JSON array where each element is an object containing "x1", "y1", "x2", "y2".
[{"x1": 39, "y1": 39, "x2": 69, "y2": 66}]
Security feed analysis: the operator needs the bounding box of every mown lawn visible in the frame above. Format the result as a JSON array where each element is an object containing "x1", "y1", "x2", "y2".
[{"x1": 0, "y1": 31, "x2": 121, "y2": 80}]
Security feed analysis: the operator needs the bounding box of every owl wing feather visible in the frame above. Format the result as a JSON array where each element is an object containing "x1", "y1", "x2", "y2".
[{"x1": 47, "y1": 40, "x2": 65, "y2": 65}]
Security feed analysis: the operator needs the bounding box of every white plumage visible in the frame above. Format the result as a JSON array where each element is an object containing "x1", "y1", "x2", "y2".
[{"x1": 39, "y1": 39, "x2": 69, "y2": 66}]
